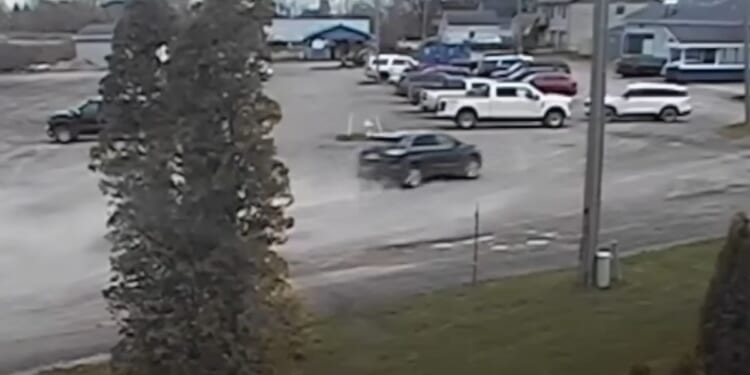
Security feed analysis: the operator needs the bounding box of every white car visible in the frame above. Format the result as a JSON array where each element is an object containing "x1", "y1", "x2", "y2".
[
  {"x1": 436, "y1": 82, "x2": 573, "y2": 129},
  {"x1": 585, "y1": 82, "x2": 692, "y2": 122},
  {"x1": 419, "y1": 77, "x2": 497, "y2": 112},
  {"x1": 364, "y1": 54, "x2": 418, "y2": 82}
]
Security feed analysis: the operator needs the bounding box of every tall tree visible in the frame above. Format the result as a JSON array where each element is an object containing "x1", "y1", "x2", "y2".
[
  {"x1": 115, "y1": 0, "x2": 302, "y2": 373},
  {"x1": 697, "y1": 212, "x2": 750, "y2": 375},
  {"x1": 89, "y1": 0, "x2": 179, "y2": 374}
]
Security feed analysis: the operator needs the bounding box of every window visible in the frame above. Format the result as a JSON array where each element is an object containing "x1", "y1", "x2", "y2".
[
  {"x1": 434, "y1": 134, "x2": 458, "y2": 148},
  {"x1": 719, "y1": 47, "x2": 743, "y2": 64},
  {"x1": 669, "y1": 48, "x2": 682, "y2": 63},
  {"x1": 559, "y1": 5, "x2": 567, "y2": 18},
  {"x1": 470, "y1": 82, "x2": 489, "y2": 91},
  {"x1": 495, "y1": 87, "x2": 517, "y2": 97},
  {"x1": 517, "y1": 87, "x2": 536, "y2": 99},
  {"x1": 373, "y1": 58, "x2": 388, "y2": 66},
  {"x1": 392, "y1": 59, "x2": 408, "y2": 66},
  {"x1": 412, "y1": 135, "x2": 440, "y2": 147},
  {"x1": 445, "y1": 79, "x2": 466, "y2": 89},
  {"x1": 79, "y1": 101, "x2": 100, "y2": 120},
  {"x1": 623, "y1": 33, "x2": 654, "y2": 54},
  {"x1": 615, "y1": 5, "x2": 625, "y2": 15},
  {"x1": 468, "y1": 85, "x2": 490, "y2": 97},
  {"x1": 684, "y1": 48, "x2": 717, "y2": 64}
]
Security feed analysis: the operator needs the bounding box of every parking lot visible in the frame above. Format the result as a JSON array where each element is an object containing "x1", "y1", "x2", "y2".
[{"x1": 3, "y1": 60, "x2": 750, "y2": 372}]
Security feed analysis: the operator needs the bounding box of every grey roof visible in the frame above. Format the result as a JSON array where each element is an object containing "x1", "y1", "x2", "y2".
[
  {"x1": 76, "y1": 23, "x2": 116, "y2": 36},
  {"x1": 667, "y1": 24, "x2": 744, "y2": 43},
  {"x1": 444, "y1": 10, "x2": 501, "y2": 25},
  {"x1": 626, "y1": 0, "x2": 744, "y2": 24}
]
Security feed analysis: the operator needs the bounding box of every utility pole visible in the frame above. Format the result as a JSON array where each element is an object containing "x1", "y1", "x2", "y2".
[
  {"x1": 374, "y1": 0, "x2": 381, "y2": 81},
  {"x1": 579, "y1": 0, "x2": 609, "y2": 287},
  {"x1": 516, "y1": 0, "x2": 524, "y2": 53},
  {"x1": 421, "y1": 0, "x2": 429, "y2": 41},
  {"x1": 744, "y1": 0, "x2": 750, "y2": 125}
]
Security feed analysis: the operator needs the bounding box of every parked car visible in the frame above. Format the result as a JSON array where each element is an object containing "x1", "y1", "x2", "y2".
[
  {"x1": 46, "y1": 97, "x2": 105, "y2": 143},
  {"x1": 490, "y1": 60, "x2": 571, "y2": 79},
  {"x1": 420, "y1": 77, "x2": 497, "y2": 111},
  {"x1": 615, "y1": 55, "x2": 666, "y2": 77},
  {"x1": 406, "y1": 72, "x2": 463, "y2": 105},
  {"x1": 584, "y1": 82, "x2": 692, "y2": 122},
  {"x1": 365, "y1": 54, "x2": 418, "y2": 81},
  {"x1": 435, "y1": 82, "x2": 573, "y2": 129},
  {"x1": 524, "y1": 72, "x2": 578, "y2": 96},
  {"x1": 502, "y1": 65, "x2": 568, "y2": 82},
  {"x1": 357, "y1": 131, "x2": 482, "y2": 188},
  {"x1": 475, "y1": 53, "x2": 534, "y2": 77}
]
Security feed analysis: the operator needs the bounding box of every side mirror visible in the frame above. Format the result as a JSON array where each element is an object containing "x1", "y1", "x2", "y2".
[{"x1": 526, "y1": 92, "x2": 541, "y2": 101}]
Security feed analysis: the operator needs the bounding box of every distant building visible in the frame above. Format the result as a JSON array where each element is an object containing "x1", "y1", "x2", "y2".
[
  {"x1": 73, "y1": 23, "x2": 115, "y2": 68},
  {"x1": 438, "y1": 10, "x2": 514, "y2": 50},
  {"x1": 535, "y1": 0, "x2": 651, "y2": 57},
  {"x1": 621, "y1": 0, "x2": 748, "y2": 82},
  {"x1": 268, "y1": 16, "x2": 371, "y2": 60}
]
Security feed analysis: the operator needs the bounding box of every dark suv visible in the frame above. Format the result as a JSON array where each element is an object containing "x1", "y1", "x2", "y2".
[
  {"x1": 46, "y1": 97, "x2": 104, "y2": 143},
  {"x1": 357, "y1": 131, "x2": 482, "y2": 188}
]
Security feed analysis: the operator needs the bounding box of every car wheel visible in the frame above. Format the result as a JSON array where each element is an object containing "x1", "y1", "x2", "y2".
[
  {"x1": 659, "y1": 106, "x2": 678, "y2": 123},
  {"x1": 542, "y1": 109, "x2": 565, "y2": 128},
  {"x1": 402, "y1": 167, "x2": 423, "y2": 188},
  {"x1": 463, "y1": 156, "x2": 481, "y2": 179},
  {"x1": 54, "y1": 126, "x2": 75, "y2": 144},
  {"x1": 605, "y1": 106, "x2": 616, "y2": 122},
  {"x1": 455, "y1": 109, "x2": 478, "y2": 129},
  {"x1": 379, "y1": 72, "x2": 389, "y2": 81}
]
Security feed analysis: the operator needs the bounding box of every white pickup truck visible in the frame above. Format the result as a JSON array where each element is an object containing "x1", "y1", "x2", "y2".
[
  {"x1": 419, "y1": 77, "x2": 497, "y2": 112},
  {"x1": 435, "y1": 82, "x2": 573, "y2": 129}
]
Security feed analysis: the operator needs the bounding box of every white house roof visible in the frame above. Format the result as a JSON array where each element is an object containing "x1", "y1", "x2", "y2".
[{"x1": 268, "y1": 17, "x2": 370, "y2": 43}]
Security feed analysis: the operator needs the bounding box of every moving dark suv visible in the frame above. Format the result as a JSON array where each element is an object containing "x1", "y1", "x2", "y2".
[
  {"x1": 46, "y1": 97, "x2": 104, "y2": 143},
  {"x1": 357, "y1": 131, "x2": 482, "y2": 188}
]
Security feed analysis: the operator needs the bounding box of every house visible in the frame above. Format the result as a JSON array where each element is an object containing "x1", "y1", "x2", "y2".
[
  {"x1": 536, "y1": 0, "x2": 651, "y2": 56},
  {"x1": 73, "y1": 0, "x2": 124, "y2": 68},
  {"x1": 73, "y1": 23, "x2": 115, "y2": 68},
  {"x1": 438, "y1": 10, "x2": 514, "y2": 49},
  {"x1": 621, "y1": 0, "x2": 746, "y2": 81},
  {"x1": 267, "y1": 17, "x2": 371, "y2": 60},
  {"x1": 301, "y1": 24, "x2": 371, "y2": 60}
]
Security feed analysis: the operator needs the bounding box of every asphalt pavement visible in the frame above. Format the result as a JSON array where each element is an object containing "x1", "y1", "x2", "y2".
[{"x1": 2, "y1": 63, "x2": 750, "y2": 373}]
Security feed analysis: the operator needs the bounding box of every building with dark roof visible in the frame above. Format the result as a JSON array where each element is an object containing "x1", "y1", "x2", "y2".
[
  {"x1": 621, "y1": 0, "x2": 747, "y2": 82},
  {"x1": 438, "y1": 9, "x2": 514, "y2": 49},
  {"x1": 535, "y1": 0, "x2": 652, "y2": 56}
]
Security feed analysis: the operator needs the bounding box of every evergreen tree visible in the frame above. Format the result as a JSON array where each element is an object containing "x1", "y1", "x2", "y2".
[
  {"x1": 697, "y1": 212, "x2": 750, "y2": 375},
  {"x1": 106, "y1": 0, "x2": 302, "y2": 373},
  {"x1": 89, "y1": 0, "x2": 179, "y2": 374}
]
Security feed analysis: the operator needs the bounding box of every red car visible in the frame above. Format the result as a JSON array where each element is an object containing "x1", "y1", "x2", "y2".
[{"x1": 525, "y1": 72, "x2": 578, "y2": 96}]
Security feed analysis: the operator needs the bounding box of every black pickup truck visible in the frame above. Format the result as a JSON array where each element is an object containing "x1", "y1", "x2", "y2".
[{"x1": 46, "y1": 97, "x2": 104, "y2": 144}]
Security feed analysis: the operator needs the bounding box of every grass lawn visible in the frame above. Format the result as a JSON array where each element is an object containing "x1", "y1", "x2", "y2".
[
  {"x1": 717, "y1": 122, "x2": 750, "y2": 139},
  {"x1": 42, "y1": 240, "x2": 721, "y2": 375}
]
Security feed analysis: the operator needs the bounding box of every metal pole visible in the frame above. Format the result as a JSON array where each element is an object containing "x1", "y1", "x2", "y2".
[
  {"x1": 579, "y1": 0, "x2": 609, "y2": 287},
  {"x1": 516, "y1": 0, "x2": 524, "y2": 54},
  {"x1": 421, "y1": 0, "x2": 429, "y2": 41},
  {"x1": 373, "y1": 0, "x2": 381, "y2": 81},
  {"x1": 472, "y1": 203, "x2": 479, "y2": 286},
  {"x1": 744, "y1": 0, "x2": 750, "y2": 125}
]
